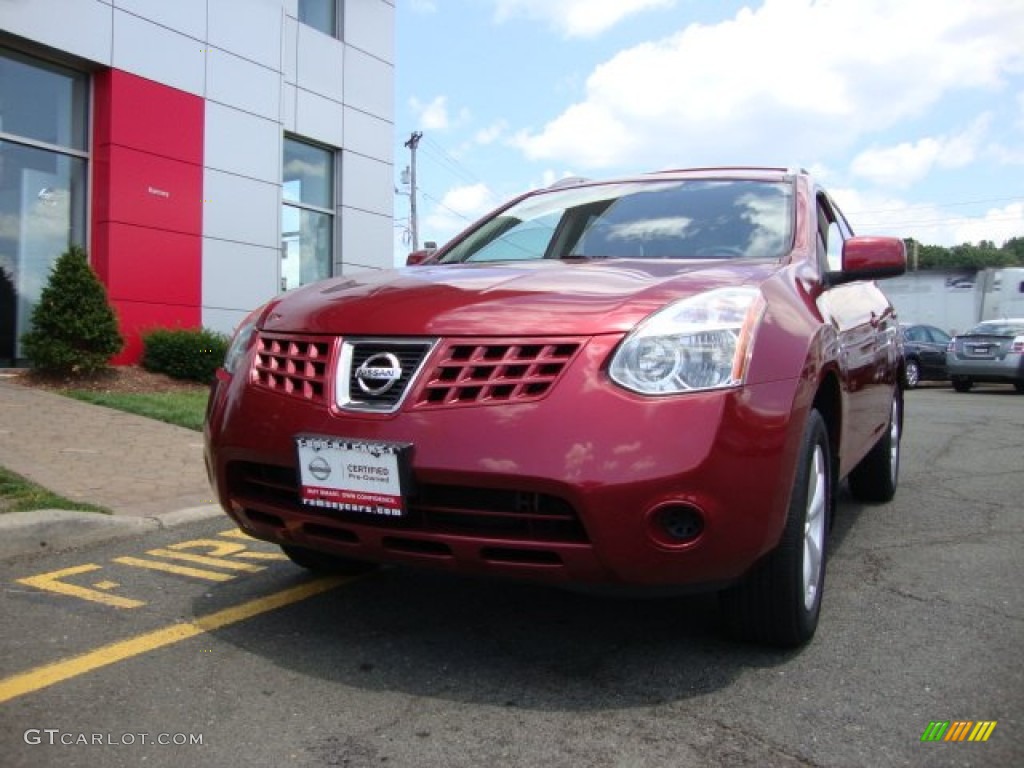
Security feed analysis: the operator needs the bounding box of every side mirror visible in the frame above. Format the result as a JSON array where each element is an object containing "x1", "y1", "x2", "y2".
[
  {"x1": 827, "y1": 236, "x2": 906, "y2": 285},
  {"x1": 406, "y1": 249, "x2": 435, "y2": 266}
]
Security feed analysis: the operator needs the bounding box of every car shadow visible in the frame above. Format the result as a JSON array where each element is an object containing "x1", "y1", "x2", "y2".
[{"x1": 196, "y1": 558, "x2": 803, "y2": 711}]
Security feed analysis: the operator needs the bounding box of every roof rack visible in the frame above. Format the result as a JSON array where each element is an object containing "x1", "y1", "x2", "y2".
[{"x1": 546, "y1": 176, "x2": 590, "y2": 189}]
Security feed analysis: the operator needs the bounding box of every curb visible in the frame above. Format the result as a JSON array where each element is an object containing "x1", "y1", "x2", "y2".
[{"x1": 0, "y1": 504, "x2": 225, "y2": 561}]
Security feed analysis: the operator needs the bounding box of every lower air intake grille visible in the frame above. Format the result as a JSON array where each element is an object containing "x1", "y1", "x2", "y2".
[{"x1": 227, "y1": 461, "x2": 588, "y2": 543}]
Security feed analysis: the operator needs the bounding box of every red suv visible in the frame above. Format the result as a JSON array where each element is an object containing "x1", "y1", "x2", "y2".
[{"x1": 205, "y1": 167, "x2": 906, "y2": 646}]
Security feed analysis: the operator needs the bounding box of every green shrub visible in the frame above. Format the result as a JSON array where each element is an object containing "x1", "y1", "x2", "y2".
[
  {"x1": 20, "y1": 245, "x2": 124, "y2": 375},
  {"x1": 142, "y1": 327, "x2": 230, "y2": 382}
]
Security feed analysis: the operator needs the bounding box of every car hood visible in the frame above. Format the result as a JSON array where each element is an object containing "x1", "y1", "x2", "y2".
[{"x1": 261, "y1": 259, "x2": 779, "y2": 336}]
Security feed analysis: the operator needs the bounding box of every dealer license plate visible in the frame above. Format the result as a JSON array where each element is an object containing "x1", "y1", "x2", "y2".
[{"x1": 295, "y1": 436, "x2": 412, "y2": 517}]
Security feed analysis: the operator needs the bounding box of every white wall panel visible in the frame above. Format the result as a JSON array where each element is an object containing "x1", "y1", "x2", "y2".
[
  {"x1": 0, "y1": 0, "x2": 113, "y2": 64},
  {"x1": 282, "y1": 15, "x2": 298, "y2": 83},
  {"x1": 206, "y1": 48, "x2": 280, "y2": 120},
  {"x1": 341, "y1": 151, "x2": 392, "y2": 217},
  {"x1": 282, "y1": 83, "x2": 297, "y2": 132},
  {"x1": 343, "y1": 47, "x2": 393, "y2": 121},
  {"x1": 296, "y1": 24, "x2": 345, "y2": 102},
  {"x1": 112, "y1": 10, "x2": 204, "y2": 96},
  {"x1": 343, "y1": 0, "x2": 394, "y2": 64},
  {"x1": 113, "y1": 0, "x2": 205, "y2": 40},
  {"x1": 203, "y1": 307, "x2": 252, "y2": 336},
  {"x1": 203, "y1": 169, "x2": 280, "y2": 248},
  {"x1": 295, "y1": 89, "x2": 344, "y2": 147},
  {"x1": 208, "y1": 0, "x2": 282, "y2": 70},
  {"x1": 205, "y1": 103, "x2": 281, "y2": 183},
  {"x1": 340, "y1": 207, "x2": 393, "y2": 272},
  {"x1": 202, "y1": 238, "x2": 280, "y2": 312},
  {"x1": 343, "y1": 107, "x2": 392, "y2": 163}
]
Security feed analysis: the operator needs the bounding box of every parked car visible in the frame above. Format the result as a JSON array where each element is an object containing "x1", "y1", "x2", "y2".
[
  {"x1": 899, "y1": 323, "x2": 951, "y2": 388},
  {"x1": 946, "y1": 318, "x2": 1024, "y2": 392},
  {"x1": 205, "y1": 167, "x2": 906, "y2": 647}
]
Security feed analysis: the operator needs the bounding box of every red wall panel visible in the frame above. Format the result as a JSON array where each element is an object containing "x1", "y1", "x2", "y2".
[{"x1": 91, "y1": 69, "x2": 204, "y2": 364}]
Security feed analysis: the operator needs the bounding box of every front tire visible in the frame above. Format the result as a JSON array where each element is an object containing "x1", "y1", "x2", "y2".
[
  {"x1": 721, "y1": 409, "x2": 831, "y2": 647},
  {"x1": 848, "y1": 388, "x2": 901, "y2": 503},
  {"x1": 952, "y1": 376, "x2": 973, "y2": 392},
  {"x1": 281, "y1": 544, "x2": 378, "y2": 575},
  {"x1": 904, "y1": 359, "x2": 920, "y2": 389}
]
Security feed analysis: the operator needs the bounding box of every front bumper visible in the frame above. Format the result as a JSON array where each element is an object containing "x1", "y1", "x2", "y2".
[{"x1": 204, "y1": 335, "x2": 807, "y2": 588}]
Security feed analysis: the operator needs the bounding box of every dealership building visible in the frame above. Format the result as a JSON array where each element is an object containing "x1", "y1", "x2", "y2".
[{"x1": 0, "y1": 0, "x2": 395, "y2": 365}]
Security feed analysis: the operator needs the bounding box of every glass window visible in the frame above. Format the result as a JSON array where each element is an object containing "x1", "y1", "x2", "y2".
[
  {"x1": 0, "y1": 49, "x2": 88, "y2": 366},
  {"x1": 441, "y1": 180, "x2": 794, "y2": 264},
  {"x1": 0, "y1": 50, "x2": 88, "y2": 150},
  {"x1": 281, "y1": 137, "x2": 334, "y2": 292},
  {"x1": 298, "y1": 0, "x2": 336, "y2": 36}
]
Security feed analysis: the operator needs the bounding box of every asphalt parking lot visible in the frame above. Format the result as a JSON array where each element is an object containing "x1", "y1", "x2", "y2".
[{"x1": 1, "y1": 386, "x2": 1021, "y2": 768}]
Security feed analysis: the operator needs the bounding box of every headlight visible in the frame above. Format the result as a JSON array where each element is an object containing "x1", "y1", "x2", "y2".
[
  {"x1": 609, "y1": 287, "x2": 765, "y2": 395},
  {"x1": 222, "y1": 312, "x2": 260, "y2": 375}
]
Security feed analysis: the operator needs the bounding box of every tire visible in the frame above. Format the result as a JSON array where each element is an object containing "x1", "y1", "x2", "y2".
[
  {"x1": 720, "y1": 409, "x2": 831, "y2": 647},
  {"x1": 848, "y1": 388, "x2": 901, "y2": 503},
  {"x1": 952, "y1": 376, "x2": 973, "y2": 392},
  {"x1": 280, "y1": 544, "x2": 378, "y2": 575},
  {"x1": 904, "y1": 359, "x2": 920, "y2": 389},
  {"x1": 1015, "y1": 382, "x2": 1024, "y2": 393}
]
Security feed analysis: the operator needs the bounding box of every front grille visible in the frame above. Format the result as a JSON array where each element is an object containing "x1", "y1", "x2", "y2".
[
  {"x1": 228, "y1": 461, "x2": 588, "y2": 543},
  {"x1": 338, "y1": 339, "x2": 436, "y2": 413},
  {"x1": 413, "y1": 339, "x2": 583, "y2": 408},
  {"x1": 252, "y1": 333, "x2": 333, "y2": 404}
]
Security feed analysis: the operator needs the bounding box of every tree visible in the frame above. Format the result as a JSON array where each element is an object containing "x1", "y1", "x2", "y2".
[{"x1": 20, "y1": 245, "x2": 124, "y2": 375}]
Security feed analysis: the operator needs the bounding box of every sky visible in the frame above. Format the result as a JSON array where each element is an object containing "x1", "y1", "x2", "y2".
[{"x1": 392, "y1": 0, "x2": 1024, "y2": 264}]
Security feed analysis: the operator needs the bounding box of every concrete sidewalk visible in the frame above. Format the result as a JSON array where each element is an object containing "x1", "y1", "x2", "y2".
[{"x1": 0, "y1": 377, "x2": 222, "y2": 557}]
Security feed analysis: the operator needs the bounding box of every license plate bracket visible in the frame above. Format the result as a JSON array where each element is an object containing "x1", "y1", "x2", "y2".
[{"x1": 295, "y1": 435, "x2": 413, "y2": 517}]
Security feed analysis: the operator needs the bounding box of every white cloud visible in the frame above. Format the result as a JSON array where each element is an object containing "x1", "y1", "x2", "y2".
[
  {"x1": 410, "y1": 0, "x2": 437, "y2": 13},
  {"x1": 831, "y1": 188, "x2": 1024, "y2": 247},
  {"x1": 410, "y1": 96, "x2": 453, "y2": 131},
  {"x1": 474, "y1": 120, "x2": 508, "y2": 146},
  {"x1": 850, "y1": 116, "x2": 992, "y2": 187},
  {"x1": 513, "y1": 0, "x2": 1024, "y2": 170},
  {"x1": 421, "y1": 183, "x2": 498, "y2": 245},
  {"x1": 493, "y1": 0, "x2": 676, "y2": 38}
]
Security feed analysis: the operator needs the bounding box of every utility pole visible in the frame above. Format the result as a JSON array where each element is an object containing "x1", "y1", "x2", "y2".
[{"x1": 404, "y1": 131, "x2": 423, "y2": 250}]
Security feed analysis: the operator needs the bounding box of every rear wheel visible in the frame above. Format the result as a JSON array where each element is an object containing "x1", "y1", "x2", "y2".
[
  {"x1": 1015, "y1": 382, "x2": 1024, "y2": 393},
  {"x1": 904, "y1": 359, "x2": 920, "y2": 389},
  {"x1": 952, "y1": 376, "x2": 973, "y2": 392},
  {"x1": 721, "y1": 409, "x2": 831, "y2": 647},
  {"x1": 849, "y1": 388, "x2": 901, "y2": 503},
  {"x1": 280, "y1": 544, "x2": 378, "y2": 575}
]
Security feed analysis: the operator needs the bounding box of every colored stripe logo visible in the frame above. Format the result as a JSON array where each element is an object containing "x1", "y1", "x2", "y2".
[{"x1": 921, "y1": 721, "x2": 997, "y2": 742}]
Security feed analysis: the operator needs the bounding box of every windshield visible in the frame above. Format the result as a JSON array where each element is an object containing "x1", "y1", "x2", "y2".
[{"x1": 439, "y1": 179, "x2": 794, "y2": 264}]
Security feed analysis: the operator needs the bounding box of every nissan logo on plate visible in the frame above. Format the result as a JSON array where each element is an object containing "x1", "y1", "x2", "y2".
[{"x1": 355, "y1": 353, "x2": 403, "y2": 395}]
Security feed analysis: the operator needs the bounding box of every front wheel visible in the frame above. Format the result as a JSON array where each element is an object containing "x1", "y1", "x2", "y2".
[
  {"x1": 720, "y1": 409, "x2": 831, "y2": 647},
  {"x1": 904, "y1": 359, "x2": 921, "y2": 389},
  {"x1": 848, "y1": 388, "x2": 901, "y2": 503}
]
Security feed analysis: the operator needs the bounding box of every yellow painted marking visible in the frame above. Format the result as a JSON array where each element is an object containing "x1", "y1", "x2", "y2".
[
  {"x1": 218, "y1": 528, "x2": 254, "y2": 539},
  {"x1": 92, "y1": 581, "x2": 120, "y2": 590},
  {"x1": 233, "y1": 551, "x2": 288, "y2": 561},
  {"x1": 145, "y1": 548, "x2": 264, "y2": 573},
  {"x1": 166, "y1": 538, "x2": 255, "y2": 557},
  {"x1": 0, "y1": 577, "x2": 348, "y2": 704},
  {"x1": 18, "y1": 566, "x2": 145, "y2": 609},
  {"x1": 112, "y1": 557, "x2": 234, "y2": 582},
  {"x1": 945, "y1": 721, "x2": 971, "y2": 742}
]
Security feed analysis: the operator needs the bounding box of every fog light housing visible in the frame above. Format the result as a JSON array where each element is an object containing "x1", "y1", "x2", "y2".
[{"x1": 649, "y1": 503, "x2": 705, "y2": 546}]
